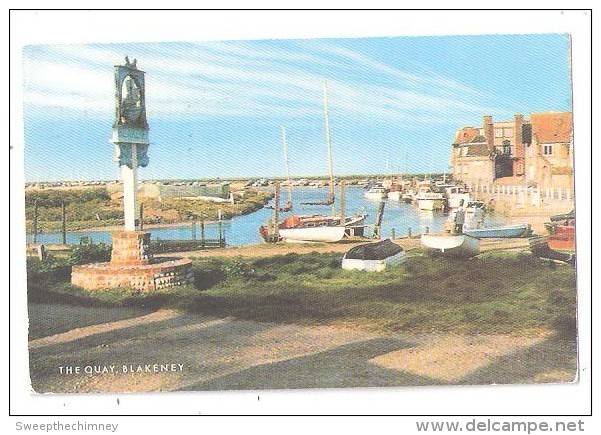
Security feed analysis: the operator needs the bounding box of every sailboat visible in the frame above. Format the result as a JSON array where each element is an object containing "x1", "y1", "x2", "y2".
[
  {"x1": 278, "y1": 125, "x2": 293, "y2": 212},
  {"x1": 302, "y1": 80, "x2": 335, "y2": 207},
  {"x1": 259, "y1": 80, "x2": 366, "y2": 243}
]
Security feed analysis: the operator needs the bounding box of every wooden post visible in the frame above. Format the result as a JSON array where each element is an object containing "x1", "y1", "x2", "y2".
[
  {"x1": 273, "y1": 183, "x2": 280, "y2": 237},
  {"x1": 391, "y1": 228, "x2": 395, "y2": 239},
  {"x1": 339, "y1": 181, "x2": 346, "y2": 225},
  {"x1": 139, "y1": 203, "x2": 144, "y2": 231},
  {"x1": 191, "y1": 220, "x2": 196, "y2": 239},
  {"x1": 61, "y1": 201, "x2": 67, "y2": 245},
  {"x1": 32, "y1": 199, "x2": 38, "y2": 244},
  {"x1": 200, "y1": 218, "x2": 205, "y2": 248},
  {"x1": 408, "y1": 227, "x2": 412, "y2": 238},
  {"x1": 218, "y1": 209, "x2": 223, "y2": 245},
  {"x1": 373, "y1": 200, "x2": 385, "y2": 239}
]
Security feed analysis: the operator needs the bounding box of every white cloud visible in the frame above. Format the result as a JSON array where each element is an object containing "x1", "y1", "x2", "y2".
[{"x1": 22, "y1": 39, "x2": 509, "y2": 124}]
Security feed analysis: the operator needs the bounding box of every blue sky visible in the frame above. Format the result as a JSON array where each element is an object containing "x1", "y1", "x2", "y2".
[{"x1": 22, "y1": 34, "x2": 572, "y2": 181}]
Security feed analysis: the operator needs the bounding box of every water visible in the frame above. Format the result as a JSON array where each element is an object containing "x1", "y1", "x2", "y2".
[{"x1": 28, "y1": 187, "x2": 511, "y2": 246}]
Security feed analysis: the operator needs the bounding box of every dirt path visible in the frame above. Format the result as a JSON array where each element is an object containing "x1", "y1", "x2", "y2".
[
  {"x1": 28, "y1": 309, "x2": 180, "y2": 349},
  {"x1": 28, "y1": 305, "x2": 574, "y2": 393}
]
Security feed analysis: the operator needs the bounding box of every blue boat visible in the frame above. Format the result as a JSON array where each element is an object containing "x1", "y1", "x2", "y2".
[{"x1": 463, "y1": 224, "x2": 533, "y2": 239}]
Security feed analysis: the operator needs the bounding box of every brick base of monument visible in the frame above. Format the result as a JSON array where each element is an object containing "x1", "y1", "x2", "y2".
[{"x1": 71, "y1": 231, "x2": 194, "y2": 292}]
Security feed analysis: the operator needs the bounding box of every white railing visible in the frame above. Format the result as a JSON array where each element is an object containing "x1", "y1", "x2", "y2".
[{"x1": 466, "y1": 183, "x2": 574, "y2": 207}]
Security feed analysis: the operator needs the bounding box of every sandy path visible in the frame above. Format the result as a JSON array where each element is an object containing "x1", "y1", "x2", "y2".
[
  {"x1": 28, "y1": 309, "x2": 181, "y2": 350},
  {"x1": 28, "y1": 304, "x2": 574, "y2": 393}
]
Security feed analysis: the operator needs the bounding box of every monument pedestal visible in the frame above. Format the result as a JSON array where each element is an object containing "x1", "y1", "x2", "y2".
[
  {"x1": 110, "y1": 231, "x2": 151, "y2": 266},
  {"x1": 71, "y1": 231, "x2": 194, "y2": 292}
]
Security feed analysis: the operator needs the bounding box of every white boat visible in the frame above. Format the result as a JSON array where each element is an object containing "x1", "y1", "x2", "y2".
[
  {"x1": 445, "y1": 186, "x2": 471, "y2": 209},
  {"x1": 280, "y1": 225, "x2": 346, "y2": 243},
  {"x1": 415, "y1": 190, "x2": 446, "y2": 210},
  {"x1": 342, "y1": 239, "x2": 405, "y2": 271},
  {"x1": 365, "y1": 185, "x2": 388, "y2": 201},
  {"x1": 421, "y1": 233, "x2": 480, "y2": 257},
  {"x1": 277, "y1": 214, "x2": 367, "y2": 243},
  {"x1": 401, "y1": 189, "x2": 416, "y2": 203},
  {"x1": 464, "y1": 200, "x2": 486, "y2": 228},
  {"x1": 387, "y1": 190, "x2": 402, "y2": 201}
]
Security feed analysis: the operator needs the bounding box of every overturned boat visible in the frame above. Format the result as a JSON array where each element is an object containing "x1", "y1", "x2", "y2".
[
  {"x1": 463, "y1": 223, "x2": 533, "y2": 239},
  {"x1": 421, "y1": 233, "x2": 480, "y2": 258},
  {"x1": 529, "y1": 235, "x2": 575, "y2": 266},
  {"x1": 342, "y1": 238, "x2": 405, "y2": 272}
]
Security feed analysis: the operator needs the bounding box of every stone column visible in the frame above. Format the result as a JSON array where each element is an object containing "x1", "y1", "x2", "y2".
[{"x1": 122, "y1": 144, "x2": 139, "y2": 231}]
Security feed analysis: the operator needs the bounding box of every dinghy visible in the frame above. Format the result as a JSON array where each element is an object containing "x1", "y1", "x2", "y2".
[
  {"x1": 421, "y1": 233, "x2": 480, "y2": 258},
  {"x1": 342, "y1": 238, "x2": 405, "y2": 271}
]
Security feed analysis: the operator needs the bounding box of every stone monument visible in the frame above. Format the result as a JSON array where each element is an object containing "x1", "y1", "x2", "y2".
[{"x1": 72, "y1": 57, "x2": 193, "y2": 291}]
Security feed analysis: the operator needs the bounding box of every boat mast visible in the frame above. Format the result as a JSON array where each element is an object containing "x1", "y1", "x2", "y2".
[
  {"x1": 323, "y1": 80, "x2": 335, "y2": 213},
  {"x1": 281, "y1": 125, "x2": 293, "y2": 209}
]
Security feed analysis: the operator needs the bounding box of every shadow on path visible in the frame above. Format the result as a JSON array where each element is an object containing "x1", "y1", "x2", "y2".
[{"x1": 183, "y1": 337, "x2": 444, "y2": 391}]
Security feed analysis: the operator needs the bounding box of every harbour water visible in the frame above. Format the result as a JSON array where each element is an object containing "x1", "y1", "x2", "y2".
[{"x1": 28, "y1": 187, "x2": 511, "y2": 247}]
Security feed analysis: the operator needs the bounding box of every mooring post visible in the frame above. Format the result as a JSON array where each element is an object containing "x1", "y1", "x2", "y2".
[
  {"x1": 391, "y1": 228, "x2": 395, "y2": 239},
  {"x1": 32, "y1": 199, "x2": 39, "y2": 244},
  {"x1": 200, "y1": 217, "x2": 205, "y2": 248},
  {"x1": 139, "y1": 203, "x2": 144, "y2": 231},
  {"x1": 408, "y1": 227, "x2": 412, "y2": 238},
  {"x1": 425, "y1": 226, "x2": 430, "y2": 234},
  {"x1": 191, "y1": 220, "x2": 196, "y2": 240},
  {"x1": 61, "y1": 201, "x2": 67, "y2": 245}
]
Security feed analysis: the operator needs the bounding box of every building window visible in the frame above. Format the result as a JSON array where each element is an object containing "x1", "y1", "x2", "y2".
[
  {"x1": 462, "y1": 147, "x2": 468, "y2": 156},
  {"x1": 504, "y1": 128, "x2": 514, "y2": 138},
  {"x1": 495, "y1": 128, "x2": 503, "y2": 138},
  {"x1": 543, "y1": 145, "x2": 553, "y2": 155}
]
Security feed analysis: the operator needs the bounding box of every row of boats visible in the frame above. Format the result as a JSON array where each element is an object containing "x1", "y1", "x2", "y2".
[
  {"x1": 364, "y1": 181, "x2": 471, "y2": 211},
  {"x1": 254, "y1": 79, "x2": 575, "y2": 263},
  {"x1": 342, "y1": 209, "x2": 576, "y2": 272}
]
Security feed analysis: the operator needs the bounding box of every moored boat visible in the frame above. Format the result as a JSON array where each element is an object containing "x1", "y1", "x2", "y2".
[
  {"x1": 446, "y1": 186, "x2": 471, "y2": 209},
  {"x1": 463, "y1": 223, "x2": 533, "y2": 239},
  {"x1": 529, "y1": 235, "x2": 575, "y2": 266},
  {"x1": 415, "y1": 189, "x2": 446, "y2": 211},
  {"x1": 547, "y1": 219, "x2": 575, "y2": 252},
  {"x1": 342, "y1": 238, "x2": 405, "y2": 272},
  {"x1": 421, "y1": 233, "x2": 480, "y2": 257},
  {"x1": 365, "y1": 185, "x2": 388, "y2": 201},
  {"x1": 401, "y1": 189, "x2": 416, "y2": 203},
  {"x1": 261, "y1": 212, "x2": 367, "y2": 243}
]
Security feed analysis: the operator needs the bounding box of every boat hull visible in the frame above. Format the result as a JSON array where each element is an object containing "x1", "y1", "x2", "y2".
[
  {"x1": 421, "y1": 234, "x2": 480, "y2": 257},
  {"x1": 279, "y1": 226, "x2": 346, "y2": 243},
  {"x1": 463, "y1": 224, "x2": 533, "y2": 239},
  {"x1": 447, "y1": 193, "x2": 471, "y2": 209},
  {"x1": 417, "y1": 198, "x2": 446, "y2": 211},
  {"x1": 342, "y1": 251, "x2": 405, "y2": 272},
  {"x1": 387, "y1": 191, "x2": 402, "y2": 201},
  {"x1": 365, "y1": 192, "x2": 386, "y2": 201},
  {"x1": 547, "y1": 234, "x2": 576, "y2": 252}
]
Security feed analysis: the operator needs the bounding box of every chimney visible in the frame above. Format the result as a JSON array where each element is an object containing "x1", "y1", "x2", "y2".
[
  {"x1": 483, "y1": 115, "x2": 494, "y2": 150},
  {"x1": 514, "y1": 114, "x2": 524, "y2": 157}
]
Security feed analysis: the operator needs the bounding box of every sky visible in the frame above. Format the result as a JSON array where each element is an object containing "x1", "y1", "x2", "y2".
[{"x1": 22, "y1": 34, "x2": 573, "y2": 182}]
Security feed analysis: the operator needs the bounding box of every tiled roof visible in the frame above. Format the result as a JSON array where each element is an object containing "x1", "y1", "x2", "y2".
[
  {"x1": 453, "y1": 127, "x2": 480, "y2": 145},
  {"x1": 531, "y1": 112, "x2": 572, "y2": 144}
]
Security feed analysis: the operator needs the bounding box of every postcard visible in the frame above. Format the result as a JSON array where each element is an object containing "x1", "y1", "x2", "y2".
[{"x1": 10, "y1": 9, "x2": 592, "y2": 417}]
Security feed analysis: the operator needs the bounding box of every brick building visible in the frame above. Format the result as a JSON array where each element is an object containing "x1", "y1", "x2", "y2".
[{"x1": 451, "y1": 112, "x2": 573, "y2": 189}]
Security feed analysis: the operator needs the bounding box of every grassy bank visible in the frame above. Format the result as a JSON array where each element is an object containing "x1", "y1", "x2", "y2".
[
  {"x1": 28, "y1": 250, "x2": 577, "y2": 337},
  {"x1": 25, "y1": 187, "x2": 273, "y2": 233}
]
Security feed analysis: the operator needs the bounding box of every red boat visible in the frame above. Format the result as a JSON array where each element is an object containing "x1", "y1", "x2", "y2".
[{"x1": 547, "y1": 219, "x2": 575, "y2": 252}]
